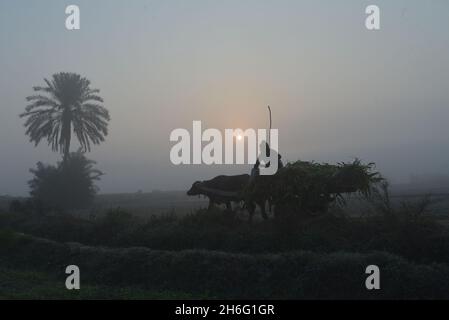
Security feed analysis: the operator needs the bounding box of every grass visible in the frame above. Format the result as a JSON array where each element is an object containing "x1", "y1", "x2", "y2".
[
  {"x1": 2, "y1": 206, "x2": 449, "y2": 265},
  {"x1": 2, "y1": 188, "x2": 449, "y2": 299},
  {"x1": 0, "y1": 262, "x2": 203, "y2": 300},
  {"x1": 1, "y1": 231, "x2": 449, "y2": 299}
]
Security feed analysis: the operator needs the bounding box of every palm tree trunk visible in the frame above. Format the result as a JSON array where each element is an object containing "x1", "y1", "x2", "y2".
[
  {"x1": 61, "y1": 109, "x2": 72, "y2": 161},
  {"x1": 63, "y1": 128, "x2": 71, "y2": 161}
]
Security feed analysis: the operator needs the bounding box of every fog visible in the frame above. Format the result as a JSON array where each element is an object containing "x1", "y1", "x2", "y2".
[{"x1": 1, "y1": 0, "x2": 449, "y2": 196}]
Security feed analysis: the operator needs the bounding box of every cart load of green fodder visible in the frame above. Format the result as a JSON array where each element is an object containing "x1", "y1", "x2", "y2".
[{"x1": 246, "y1": 159, "x2": 383, "y2": 218}]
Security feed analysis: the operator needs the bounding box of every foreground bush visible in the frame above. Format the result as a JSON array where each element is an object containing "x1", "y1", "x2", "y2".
[{"x1": 1, "y1": 232, "x2": 448, "y2": 299}]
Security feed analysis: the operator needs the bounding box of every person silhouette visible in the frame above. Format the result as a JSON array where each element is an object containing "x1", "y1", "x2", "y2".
[
  {"x1": 247, "y1": 141, "x2": 282, "y2": 219},
  {"x1": 256, "y1": 141, "x2": 283, "y2": 175}
]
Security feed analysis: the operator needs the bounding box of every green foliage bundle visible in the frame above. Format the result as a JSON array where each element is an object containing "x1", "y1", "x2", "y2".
[{"x1": 248, "y1": 159, "x2": 383, "y2": 217}]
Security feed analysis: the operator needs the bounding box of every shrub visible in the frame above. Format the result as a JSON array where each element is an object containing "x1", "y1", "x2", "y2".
[
  {"x1": 2, "y1": 233, "x2": 449, "y2": 299},
  {"x1": 2, "y1": 205, "x2": 449, "y2": 265},
  {"x1": 28, "y1": 151, "x2": 103, "y2": 210}
]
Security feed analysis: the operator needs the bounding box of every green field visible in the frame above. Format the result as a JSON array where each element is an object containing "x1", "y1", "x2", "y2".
[
  {"x1": 2, "y1": 186, "x2": 449, "y2": 299},
  {"x1": 0, "y1": 264, "x2": 199, "y2": 300}
]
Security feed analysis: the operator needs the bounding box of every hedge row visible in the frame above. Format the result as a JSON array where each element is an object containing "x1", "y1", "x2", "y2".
[{"x1": 1, "y1": 231, "x2": 449, "y2": 299}]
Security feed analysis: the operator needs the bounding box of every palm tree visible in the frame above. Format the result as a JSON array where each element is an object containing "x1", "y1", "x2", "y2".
[{"x1": 20, "y1": 72, "x2": 110, "y2": 159}]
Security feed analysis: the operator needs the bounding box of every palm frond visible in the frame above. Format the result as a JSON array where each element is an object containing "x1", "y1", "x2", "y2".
[{"x1": 20, "y1": 72, "x2": 110, "y2": 157}]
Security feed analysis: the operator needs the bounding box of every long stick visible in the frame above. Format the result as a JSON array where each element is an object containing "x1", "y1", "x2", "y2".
[{"x1": 267, "y1": 105, "x2": 272, "y2": 146}]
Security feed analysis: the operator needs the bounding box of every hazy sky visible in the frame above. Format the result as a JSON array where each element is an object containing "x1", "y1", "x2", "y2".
[{"x1": 1, "y1": 0, "x2": 449, "y2": 196}]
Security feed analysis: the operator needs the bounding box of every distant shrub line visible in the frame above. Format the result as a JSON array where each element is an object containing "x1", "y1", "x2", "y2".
[{"x1": 1, "y1": 207, "x2": 449, "y2": 265}]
